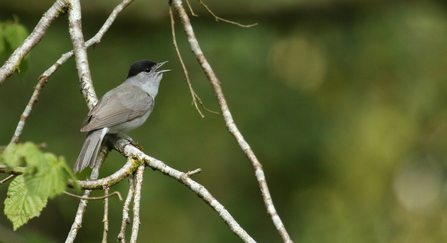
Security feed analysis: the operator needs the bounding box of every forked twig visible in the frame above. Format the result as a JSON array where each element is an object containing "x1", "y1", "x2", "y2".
[
  {"x1": 198, "y1": 0, "x2": 257, "y2": 28},
  {"x1": 185, "y1": 0, "x2": 198, "y2": 17},
  {"x1": 170, "y1": 1, "x2": 292, "y2": 242},
  {"x1": 169, "y1": 6, "x2": 217, "y2": 118}
]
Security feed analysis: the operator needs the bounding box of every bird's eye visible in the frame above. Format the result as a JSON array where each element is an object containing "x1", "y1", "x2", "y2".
[{"x1": 145, "y1": 68, "x2": 151, "y2": 73}]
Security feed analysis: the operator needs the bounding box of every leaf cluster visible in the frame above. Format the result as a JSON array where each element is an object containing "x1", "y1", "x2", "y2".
[{"x1": 0, "y1": 142, "x2": 76, "y2": 230}]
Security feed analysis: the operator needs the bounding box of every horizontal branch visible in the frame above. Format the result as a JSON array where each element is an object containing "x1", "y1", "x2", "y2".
[{"x1": 67, "y1": 136, "x2": 256, "y2": 243}]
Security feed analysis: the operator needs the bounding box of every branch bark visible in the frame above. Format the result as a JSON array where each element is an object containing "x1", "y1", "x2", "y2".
[
  {"x1": 171, "y1": 1, "x2": 293, "y2": 242},
  {"x1": 0, "y1": 0, "x2": 69, "y2": 85},
  {"x1": 68, "y1": 136, "x2": 257, "y2": 243},
  {"x1": 9, "y1": 0, "x2": 134, "y2": 143},
  {"x1": 130, "y1": 165, "x2": 145, "y2": 243}
]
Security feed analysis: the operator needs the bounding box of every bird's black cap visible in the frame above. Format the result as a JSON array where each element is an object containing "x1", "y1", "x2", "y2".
[{"x1": 127, "y1": 60, "x2": 157, "y2": 78}]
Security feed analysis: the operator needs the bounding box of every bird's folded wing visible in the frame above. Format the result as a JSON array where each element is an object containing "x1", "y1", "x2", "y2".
[{"x1": 80, "y1": 84, "x2": 153, "y2": 132}]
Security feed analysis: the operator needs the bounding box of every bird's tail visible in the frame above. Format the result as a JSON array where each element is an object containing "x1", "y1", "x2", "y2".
[{"x1": 74, "y1": 128, "x2": 109, "y2": 173}]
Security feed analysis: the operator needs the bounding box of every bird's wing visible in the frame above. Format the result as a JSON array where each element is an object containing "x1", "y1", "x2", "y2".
[{"x1": 80, "y1": 84, "x2": 153, "y2": 132}]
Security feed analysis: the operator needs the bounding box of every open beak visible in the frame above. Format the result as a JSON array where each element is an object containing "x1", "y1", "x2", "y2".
[{"x1": 156, "y1": 61, "x2": 170, "y2": 73}]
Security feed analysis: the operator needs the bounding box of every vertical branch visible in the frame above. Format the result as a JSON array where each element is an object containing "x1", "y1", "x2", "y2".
[
  {"x1": 65, "y1": 1, "x2": 97, "y2": 241},
  {"x1": 102, "y1": 186, "x2": 110, "y2": 243},
  {"x1": 0, "y1": 0, "x2": 69, "y2": 84},
  {"x1": 65, "y1": 146, "x2": 109, "y2": 242},
  {"x1": 170, "y1": 1, "x2": 293, "y2": 242},
  {"x1": 65, "y1": 188, "x2": 93, "y2": 243},
  {"x1": 118, "y1": 173, "x2": 135, "y2": 243},
  {"x1": 67, "y1": 0, "x2": 97, "y2": 109},
  {"x1": 130, "y1": 165, "x2": 145, "y2": 243}
]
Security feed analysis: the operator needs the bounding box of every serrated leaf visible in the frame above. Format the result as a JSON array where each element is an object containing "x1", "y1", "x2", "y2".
[
  {"x1": 1, "y1": 143, "x2": 25, "y2": 167},
  {"x1": 4, "y1": 176, "x2": 47, "y2": 230},
  {"x1": 22, "y1": 142, "x2": 46, "y2": 173},
  {"x1": 24, "y1": 153, "x2": 67, "y2": 198}
]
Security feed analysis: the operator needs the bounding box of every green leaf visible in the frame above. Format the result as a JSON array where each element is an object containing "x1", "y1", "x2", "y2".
[
  {"x1": 22, "y1": 142, "x2": 46, "y2": 173},
  {"x1": 4, "y1": 176, "x2": 47, "y2": 230},
  {"x1": 2, "y1": 142, "x2": 75, "y2": 197},
  {"x1": 1, "y1": 19, "x2": 29, "y2": 75},
  {"x1": 3, "y1": 22, "x2": 28, "y2": 51},
  {"x1": 1, "y1": 143, "x2": 24, "y2": 167},
  {"x1": 2, "y1": 142, "x2": 76, "y2": 229},
  {"x1": 24, "y1": 153, "x2": 68, "y2": 198}
]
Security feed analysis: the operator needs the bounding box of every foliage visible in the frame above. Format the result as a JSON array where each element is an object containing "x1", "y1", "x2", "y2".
[
  {"x1": 1, "y1": 142, "x2": 76, "y2": 230},
  {"x1": 0, "y1": 17, "x2": 29, "y2": 74}
]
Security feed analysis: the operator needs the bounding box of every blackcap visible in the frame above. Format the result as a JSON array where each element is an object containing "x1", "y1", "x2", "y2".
[{"x1": 73, "y1": 60, "x2": 169, "y2": 173}]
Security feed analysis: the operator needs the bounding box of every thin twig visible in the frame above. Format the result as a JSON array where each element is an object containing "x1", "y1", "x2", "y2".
[
  {"x1": 186, "y1": 168, "x2": 202, "y2": 177},
  {"x1": 64, "y1": 191, "x2": 123, "y2": 201},
  {"x1": 10, "y1": 76, "x2": 49, "y2": 143},
  {"x1": 169, "y1": 6, "x2": 217, "y2": 118},
  {"x1": 185, "y1": 0, "x2": 198, "y2": 17},
  {"x1": 171, "y1": 1, "x2": 292, "y2": 242},
  {"x1": 102, "y1": 186, "x2": 110, "y2": 243},
  {"x1": 118, "y1": 173, "x2": 135, "y2": 243},
  {"x1": 0, "y1": 0, "x2": 69, "y2": 84},
  {"x1": 130, "y1": 165, "x2": 145, "y2": 243},
  {"x1": 0, "y1": 174, "x2": 16, "y2": 184},
  {"x1": 198, "y1": 0, "x2": 257, "y2": 28},
  {"x1": 0, "y1": 165, "x2": 25, "y2": 176}
]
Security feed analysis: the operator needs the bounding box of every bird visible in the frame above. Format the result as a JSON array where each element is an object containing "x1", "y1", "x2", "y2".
[{"x1": 73, "y1": 60, "x2": 169, "y2": 173}]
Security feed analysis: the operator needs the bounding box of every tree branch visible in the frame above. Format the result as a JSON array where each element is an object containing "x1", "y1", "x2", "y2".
[
  {"x1": 0, "y1": 0, "x2": 69, "y2": 85},
  {"x1": 65, "y1": 146, "x2": 109, "y2": 243},
  {"x1": 63, "y1": 190, "x2": 122, "y2": 201},
  {"x1": 118, "y1": 175, "x2": 134, "y2": 243},
  {"x1": 117, "y1": 137, "x2": 256, "y2": 243},
  {"x1": 130, "y1": 165, "x2": 145, "y2": 243},
  {"x1": 170, "y1": 1, "x2": 293, "y2": 242},
  {"x1": 65, "y1": 136, "x2": 256, "y2": 242},
  {"x1": 102, "y1": 186, "x2": 110, "y2": 243},
  {"x1": 197, "y1": 0, "x2": 257, "y2": 27},
  {"x1": 169, "y1": 6, "x2": 217, "y2": 118},
  {"x1": 9, "y1": 0, "x2": 135, "y2": 143},
  {"x1": 67, "y1": 0, "x2": 96, "y2": 109}
]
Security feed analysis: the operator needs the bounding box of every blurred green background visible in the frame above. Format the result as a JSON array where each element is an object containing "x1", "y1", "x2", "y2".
[{"x1": 1, "y1": 0, "x2": 447, "y2": 242}]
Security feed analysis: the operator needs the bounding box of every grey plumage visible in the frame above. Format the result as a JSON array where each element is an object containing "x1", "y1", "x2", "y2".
[{"x1": 74, "y1": 60, "x2": 169, "y2": 173}]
